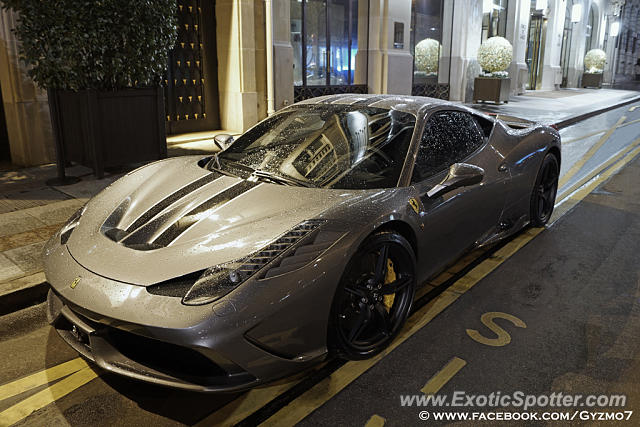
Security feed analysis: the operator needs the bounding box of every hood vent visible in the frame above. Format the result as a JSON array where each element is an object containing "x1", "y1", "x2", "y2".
[{"x1": 101, "y1": 173, "x2": 261, "y2": 250}]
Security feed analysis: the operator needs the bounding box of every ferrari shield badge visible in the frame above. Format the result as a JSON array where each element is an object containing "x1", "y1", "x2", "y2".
[
  {"x1": 408, "y1": 198, "x2": 420, "y2": 214},
  {"x1": 70, "y1": 277, "x2": 81, "y2": 289}
]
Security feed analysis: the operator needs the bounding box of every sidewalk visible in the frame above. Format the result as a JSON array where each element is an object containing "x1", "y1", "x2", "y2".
[
  {"x1": 1, "y1": 88, "x2": 639, "y2": 315},
  {"x1": 0, "y1": 140, "x2": 224, "y2": 314},
  {"x1": 471, "y1": 87, "x2": 640, "y2": 128}
]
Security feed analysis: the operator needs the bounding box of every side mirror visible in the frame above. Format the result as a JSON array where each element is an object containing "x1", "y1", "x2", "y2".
[
  {"x1": 426, "y1": 163, "x2": 484, "y2": 198},
  {"x1": 214, "y1": 134, "x2": 234, "y2": 151}
]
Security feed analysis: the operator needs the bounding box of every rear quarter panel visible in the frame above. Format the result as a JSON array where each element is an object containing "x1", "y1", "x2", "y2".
[{"x1": 490, "y1": 121, "x2": 561, "y2": 223}]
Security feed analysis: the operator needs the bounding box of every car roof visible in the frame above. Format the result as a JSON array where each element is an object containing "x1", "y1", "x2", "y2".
[{"x1": 295, "y1": 94, "x2": 459, "y2": 116}]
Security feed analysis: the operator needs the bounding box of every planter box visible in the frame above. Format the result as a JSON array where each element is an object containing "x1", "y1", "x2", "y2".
[
  {"x1": 582, "y1": 73, "x2": 603, "y2": 88},
  {"x1": 413, "y1": 72, "x2": 438, "y2": 86},
  {"x1": 473, "y1": 77, "x2": 511, "y2": 104},
  {"x1": 49, "y1": 87, "x2": 167, "y2": 178}
]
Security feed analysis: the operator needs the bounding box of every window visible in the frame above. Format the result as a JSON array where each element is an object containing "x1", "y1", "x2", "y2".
[
  {"x1": 585, "y1": 5, "x2": 595, "y2": 55},
  {"x1": 481, "y1": 0, "x2": 509, "y2": 42},
  {"x1": 412, "y1": 111, "x2": 485, "y2": 182},
  {"x1": 410, "y1": 0, "x2": 453, "y2": 99},
  {"x1": 291, "y1": 0, "x2": 367, "y2": 97}
]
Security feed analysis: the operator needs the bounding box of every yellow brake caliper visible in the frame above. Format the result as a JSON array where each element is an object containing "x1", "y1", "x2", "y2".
[{"x1": 383, "y1": 258, "x2": 396, "y2": 311}]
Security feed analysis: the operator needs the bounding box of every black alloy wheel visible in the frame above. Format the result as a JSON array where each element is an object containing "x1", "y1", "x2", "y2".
[
  {"x1": 530, "y1": 153, "x2": 559, "y2": 227},
  {"x1": 329, "y1": 230, "x2": 416, "y2": 360}
]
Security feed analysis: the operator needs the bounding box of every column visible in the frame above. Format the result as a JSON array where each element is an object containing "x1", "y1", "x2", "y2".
[
  {"x1": 271, "y1": 0, "x2": 294, "y2": 111},
  {"x1": 448, "y1": 0, "x2": 483, "y2": 102},
  {"x1": 365, "y1": 0, "x2": 414, "y2": 95},
  {"x1": 506, "y1": 0, "x2": 532, "y2": 94},
  {"x1": 216, "y1": 0, "x2": 259, "y2": 132},
  {"x1": 540, "y1": 0, "x2": 565, "y2": 90},
  {"x1": 0, "y1": 9, "x2": 55, "y2": 166}
]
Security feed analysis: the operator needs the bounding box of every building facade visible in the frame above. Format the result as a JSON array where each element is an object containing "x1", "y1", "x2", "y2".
[{"x1": 0, "y1": 0, "x2": 637, "y2": 168}]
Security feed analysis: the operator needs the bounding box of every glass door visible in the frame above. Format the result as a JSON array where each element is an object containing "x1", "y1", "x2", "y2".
[
  {"x1": 292, "y1": 0, "x2": 368, "y2": 102},
  {"x1": 559, "y1": 1, "x2": 573, "y2": 87},
  {"x1": 410, "y1": 0, "x2": 453, "y2": 99},
  {"x1": 525, "y1": 11, "x2": 546, "y2": 90}
]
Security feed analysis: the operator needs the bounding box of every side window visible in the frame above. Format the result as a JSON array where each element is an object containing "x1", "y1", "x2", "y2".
[{"x1": 412, "y1": 111, "x2": 485, "y2": 182}]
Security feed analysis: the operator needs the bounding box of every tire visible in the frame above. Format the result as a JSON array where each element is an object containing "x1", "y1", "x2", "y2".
[
  {"x1": 529, "y1": 153, "x2": 559, "y2": 227},
  {"x1": 328, "y1": 230, "x2": 416, "y2": 360}
]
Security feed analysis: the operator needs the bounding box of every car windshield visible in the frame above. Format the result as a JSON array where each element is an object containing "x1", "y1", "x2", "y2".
[{"x1": 210, "y1": 104, "x2": 416, "y2": 189}]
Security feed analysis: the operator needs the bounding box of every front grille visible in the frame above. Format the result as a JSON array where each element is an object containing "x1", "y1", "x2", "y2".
[{"x1": 106, "y1": 328, "x2": 227, "y2": 384}]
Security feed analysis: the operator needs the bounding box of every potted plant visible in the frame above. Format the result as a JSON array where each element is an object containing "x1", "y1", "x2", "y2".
[
  {"x1": 474, "y1": 36, "x2": 513, "y2": 104},
  {"x1": 582, "y1": 49, "x2": 606, "y2": 89},
  {"x1": 414, "y1": 38, "x2": 441, "y2": 86},
  {"x1": 1, "y1": 0, "x2": 177, "y2": 179}
]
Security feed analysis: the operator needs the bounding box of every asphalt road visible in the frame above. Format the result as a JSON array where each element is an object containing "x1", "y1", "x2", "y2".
[{"x1": 1, "y1": 102, "x2": 640, "y2": 427}]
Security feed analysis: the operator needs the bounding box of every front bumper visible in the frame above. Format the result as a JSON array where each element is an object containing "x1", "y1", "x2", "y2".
[
  {"x1": 43, "y1": 234, "x2": 349, "y2": 392},
  {"x1": 47, "y1": 289, "x2": 258, "y2": 392}
]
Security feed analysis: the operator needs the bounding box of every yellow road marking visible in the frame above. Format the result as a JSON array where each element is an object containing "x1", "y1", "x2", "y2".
[
  {"x1": 466, "y1": 312, "x2": 526, "y2": 347},
  {"x1": 630, "y1": 105, "x2": 639, "y2": 112},
  {"x1": 0, "y1": 358, "x2": 88, "y2": 402},
  {"x1": 562, "y1": 118, "x2": 640, "y2": 145},
  {"x1": 562, "y1": 129, "x2": 607, "y2": 145},
  {"x1": 569, "y1": 145, "x2": 640, "y2": 202},
  {"x1": 558, "y1": 136, "x2": 640, "y2": 200},
  {"x1": 621, "y1": 117, "x2": 640, "y2": 128},
  {"x1": 194, "y1": 377, "x2": 303, "y2": 427},
  {"x1": 0, "y1": 367, "x2": 98, "y2": 427},
  {"x1": 421, "y1": 357, "x2": 466, "y2": 395},
  {"x1": 365, "y1": 414, "x2": 386, "y2": 427},
  {"x1": 559, "y1": 116, "x2": 626, "y2": 187}
]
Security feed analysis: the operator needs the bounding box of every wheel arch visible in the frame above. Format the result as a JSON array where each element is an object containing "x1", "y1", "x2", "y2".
[
  {"x1": 373, "y1": 220, "x2": 418, "y2": 259},
  {"x1": 547, "y1": 145, "x2": 561, "y2": 168}
]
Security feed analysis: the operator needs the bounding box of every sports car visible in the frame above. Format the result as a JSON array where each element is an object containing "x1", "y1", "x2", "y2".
[{"x1": 44, "y1": 94, "x2": 560, "y2": 392}]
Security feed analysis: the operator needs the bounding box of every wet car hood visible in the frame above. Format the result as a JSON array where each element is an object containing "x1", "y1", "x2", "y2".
[{"x1": 67, "y1": 156, "x2": 356, "y2": 286}]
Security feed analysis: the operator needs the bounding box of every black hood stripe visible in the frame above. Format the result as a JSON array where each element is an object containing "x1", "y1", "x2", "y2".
[
  {"x1": 125, "y1": 172, "x2": 221, "y2": 233},
  {"x1": 152, "y1": 180, "x2": 258, "y2": 247}
]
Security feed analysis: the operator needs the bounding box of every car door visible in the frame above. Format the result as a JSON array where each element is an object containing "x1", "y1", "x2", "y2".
[{"x1": 411, "y1": 110, "x2": 507, "y2": 279}]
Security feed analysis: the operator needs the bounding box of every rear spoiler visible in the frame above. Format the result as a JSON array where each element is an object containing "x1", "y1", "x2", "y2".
[{"x1": 486, "y1": 113, "x2": 558, "y2": 130}]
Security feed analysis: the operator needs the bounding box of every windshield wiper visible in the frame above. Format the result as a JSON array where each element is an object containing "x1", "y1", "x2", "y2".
[
  {"x1": 207, "y1": 154, "x2": 239, "y2": 178},
  {"x1": 251, "y1": 170, "x2": 315, "y2": 188}
]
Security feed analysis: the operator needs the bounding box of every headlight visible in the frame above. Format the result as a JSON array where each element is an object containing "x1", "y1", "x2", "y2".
[
  {"x1": 178, "y1": 219, "x2": 326, "y2": 305},
  {"x1": 60, "y1": 206, "x2": 86, "y2": 245}
]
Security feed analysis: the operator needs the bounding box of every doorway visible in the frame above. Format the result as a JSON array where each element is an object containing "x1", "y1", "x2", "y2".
[
  {"x1": 525, "y1": 10, "x2": 547, "y2": 90},
  {"x1": 164, "y1": 0, "x2": 220, "y2": 135},
  {"x1": 0, "y1": 82, "x2": 10, "y2": 162},
  {"x1": 559, "y1": 0, "x2": 573, "y2": 87}
]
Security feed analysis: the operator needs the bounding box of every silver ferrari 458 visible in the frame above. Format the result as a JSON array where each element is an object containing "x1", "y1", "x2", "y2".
[{"x1": 44, "y1": 95, "x2": 560, "y2": 392}]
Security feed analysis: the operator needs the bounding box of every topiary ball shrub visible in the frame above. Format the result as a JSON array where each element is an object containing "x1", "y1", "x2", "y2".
[
  {"x1": 477, "y1": 36, "x2": 513, "y2": 76},
  {"x1": 415, "y1": 38, "x2": 441, "y2": 74},
  {"x1": 584, "y1": 49, "x2": 606, "y2": 74}
]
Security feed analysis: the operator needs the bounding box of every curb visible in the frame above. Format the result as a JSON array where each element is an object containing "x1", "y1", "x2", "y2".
[
  {"x1": 554, "y1": 95, "x2": 640, "y2": 129},
  {"x1": 0, "y1": 279, "x2": 49, "y2": 316}
]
